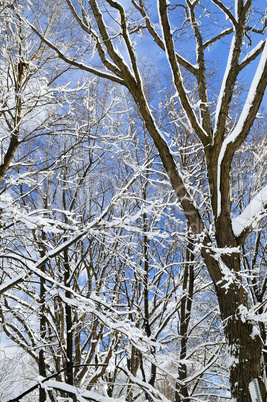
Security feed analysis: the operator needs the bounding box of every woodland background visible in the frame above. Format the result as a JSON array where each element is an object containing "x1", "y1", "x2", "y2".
[{"x1": 0, "y1": 0, "x2": 266, "y2": 401}]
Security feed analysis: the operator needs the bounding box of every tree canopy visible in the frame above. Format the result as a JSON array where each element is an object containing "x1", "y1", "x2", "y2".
[{"x1": 0, "y1": 0, "x2": 266, "y2": 401}]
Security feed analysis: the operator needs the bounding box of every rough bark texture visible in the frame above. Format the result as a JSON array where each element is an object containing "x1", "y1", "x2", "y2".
[
  {"x1": 175, "y1": 236, "x2": 194, "y2": 401},
  {"x1": 39, "y1": 274, "x2": 47, "y2": 402},
  {"x1": 217, "y1": 283, "x2": 266, "y2": 401}
]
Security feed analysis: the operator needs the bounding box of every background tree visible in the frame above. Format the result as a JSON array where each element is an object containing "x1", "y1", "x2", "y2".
[
  {"x1": 0, "y1": 0, "x2": 267, "y2": 401},
  {"x1": 20, "y1": 0, "x2": 267, "y2": 400}
]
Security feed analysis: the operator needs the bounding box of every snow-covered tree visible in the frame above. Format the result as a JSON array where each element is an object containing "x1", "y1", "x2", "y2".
[
  {"x1": 19, "y1": 0, "x2": 267, "y2": 400},
  {"x1": 0, "y1": 0, "x2": 266, "y2": 400}
]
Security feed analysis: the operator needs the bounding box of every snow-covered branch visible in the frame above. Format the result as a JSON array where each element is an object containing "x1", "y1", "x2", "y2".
[{"x1": 232, "y1": 184, "x2": 267, "y2": 239}]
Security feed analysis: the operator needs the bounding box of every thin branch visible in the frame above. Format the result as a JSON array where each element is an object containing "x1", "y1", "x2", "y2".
[
  {"x1": 65, "y1": 0, "x2": 124, "y2": 78},
  {"x1": 158, "y1": 0, "x2": 209, "y2": 145},
  {"x1": 203, "y1": 28, "x2": 233, "y2": 49},
  {"x1": 132, "y1": 0, "x2": 198, "y2": 75},
  {"x1": 19, "y1": 16, "x2": 126, "y2": 85},
  {"x1": 7, "y1": 365, "x2": 108, "y2": 402},
  {"x1": 238, "y1": 40, "x2": 266, "y2": 71},
  {"x1": 211, "y1": 0, "x2": 238, "y2": 29}
]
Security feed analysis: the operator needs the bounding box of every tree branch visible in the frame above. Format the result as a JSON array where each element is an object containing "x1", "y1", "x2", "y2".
[
  {"x1": 211, "y1": 0, "x2": 238, "y2": 29},
  {"x1": 232, "y1": 184, "x2": 267, "y2": 245},
  {"x1": 65, "y1": 0, "x2": 124, "y2": 78},
  {"x1": 19, "y1": 16, "x2": 126, "y2": 85},
  {"x1": 132, "y1": 0, "x2": 198, "y2": 75},
  {"x1": 158, "y1": 0, "x2": 210, "y2": 145}
]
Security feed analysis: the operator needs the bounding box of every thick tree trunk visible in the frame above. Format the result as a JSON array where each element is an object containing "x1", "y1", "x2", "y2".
[
  {"x1": 217, "y1": 282, "x2": 266, "y2": 401},
  {"x1": 212, "y1": 194, "x2": 266, "y2": 400}
]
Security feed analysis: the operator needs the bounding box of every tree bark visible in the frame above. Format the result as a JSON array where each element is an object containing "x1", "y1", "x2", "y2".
[
  {"x1": 175, "y1": 234, "x2": 194, "y2": 402},
  {"x1": 217, "y1": 281, "x2": 266, "y2": 401}
]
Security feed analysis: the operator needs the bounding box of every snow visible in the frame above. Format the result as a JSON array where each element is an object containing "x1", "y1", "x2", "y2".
[
  {"x1": 209, "y1": 246, "x2": 240, "y2": 290},
  {"x1": 0, "y1": 193, "x2": 13, "y2": 208},
  {"x1": 249, "y1": 379, "x2": 263, "y2": 402},
  {"x1": 227, "y1": 355, "x2": 239, "y2": 368},
  {"x1": 240, "y1": 40, "x2": 265, "y2": 65},
  {"x1": 121, "y1": 367, "x2": 171, "y2": 401},
  {"x1": 38, "y1": 379, "x2": 125, "y2": 401},
  {"x1": 250, "y1": 326, "x2": 260, "y2": 340},
  {"x1": 0, "y1": 274, "x2": 26, "y2": 295},
  {"x1": 35, "y1": 168, "x2": 143, "y2": 268},
  {"x1": 21, "y1": 17, "x2": 125, "y2": 85},
  {"x1": 210, "y1": 246, "x2": 240, "y2": 258},
  {"x1": 217, "y1": 39, "x2": 267, "y2": 217},
  {"x1": 217, "y1": 259, "x2": 237, "y2": 291},
  {"x1": 17, "y1": 262, "x2": 158, "y2": 356},
  {"x1": 214, "y1": 35, "x2": 235, "y2": 133},
  {"x1": 215, "y1": 35, "x2": 236, "y2": 217},
  {"x1": 232, "y1": 184, "x2": 267, "y2": 236},
  {"x1": 227, "y1": 40, "x2": 267, "y2": 144},
  {"x1": 157, "y1": 0, "x2": 208, "y2": 139}
]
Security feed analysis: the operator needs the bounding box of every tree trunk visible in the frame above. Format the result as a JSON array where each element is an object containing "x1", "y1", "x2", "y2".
[
  {"x1": 39, "y1": 239, "x2": 47, "y2": 402},
  {"x1": 175, "y1": 234, "x2": 194, "y2": 402},
  {"x1": 39, "y1": 310, "x2": 46, "y2": 402},
  {"x1": 64, "y1": 248, "x2": 75, "y2": 388},
  {"x1": 217, "y1": 282, "x2": 266, "y2": 401}
]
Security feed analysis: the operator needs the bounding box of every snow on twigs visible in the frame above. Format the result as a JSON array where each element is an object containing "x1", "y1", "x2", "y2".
[
  {"x1": 40, "y1": 379, "x2": 125, "y2": 401},
  {"x1": 0, "y1": 273, "x2": 26, "y2": 295}
]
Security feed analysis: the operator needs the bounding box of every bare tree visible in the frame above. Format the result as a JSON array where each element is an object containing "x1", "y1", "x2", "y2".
[{"x1": 20, "y1": 0, "x2": 267, "y2": 400}]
